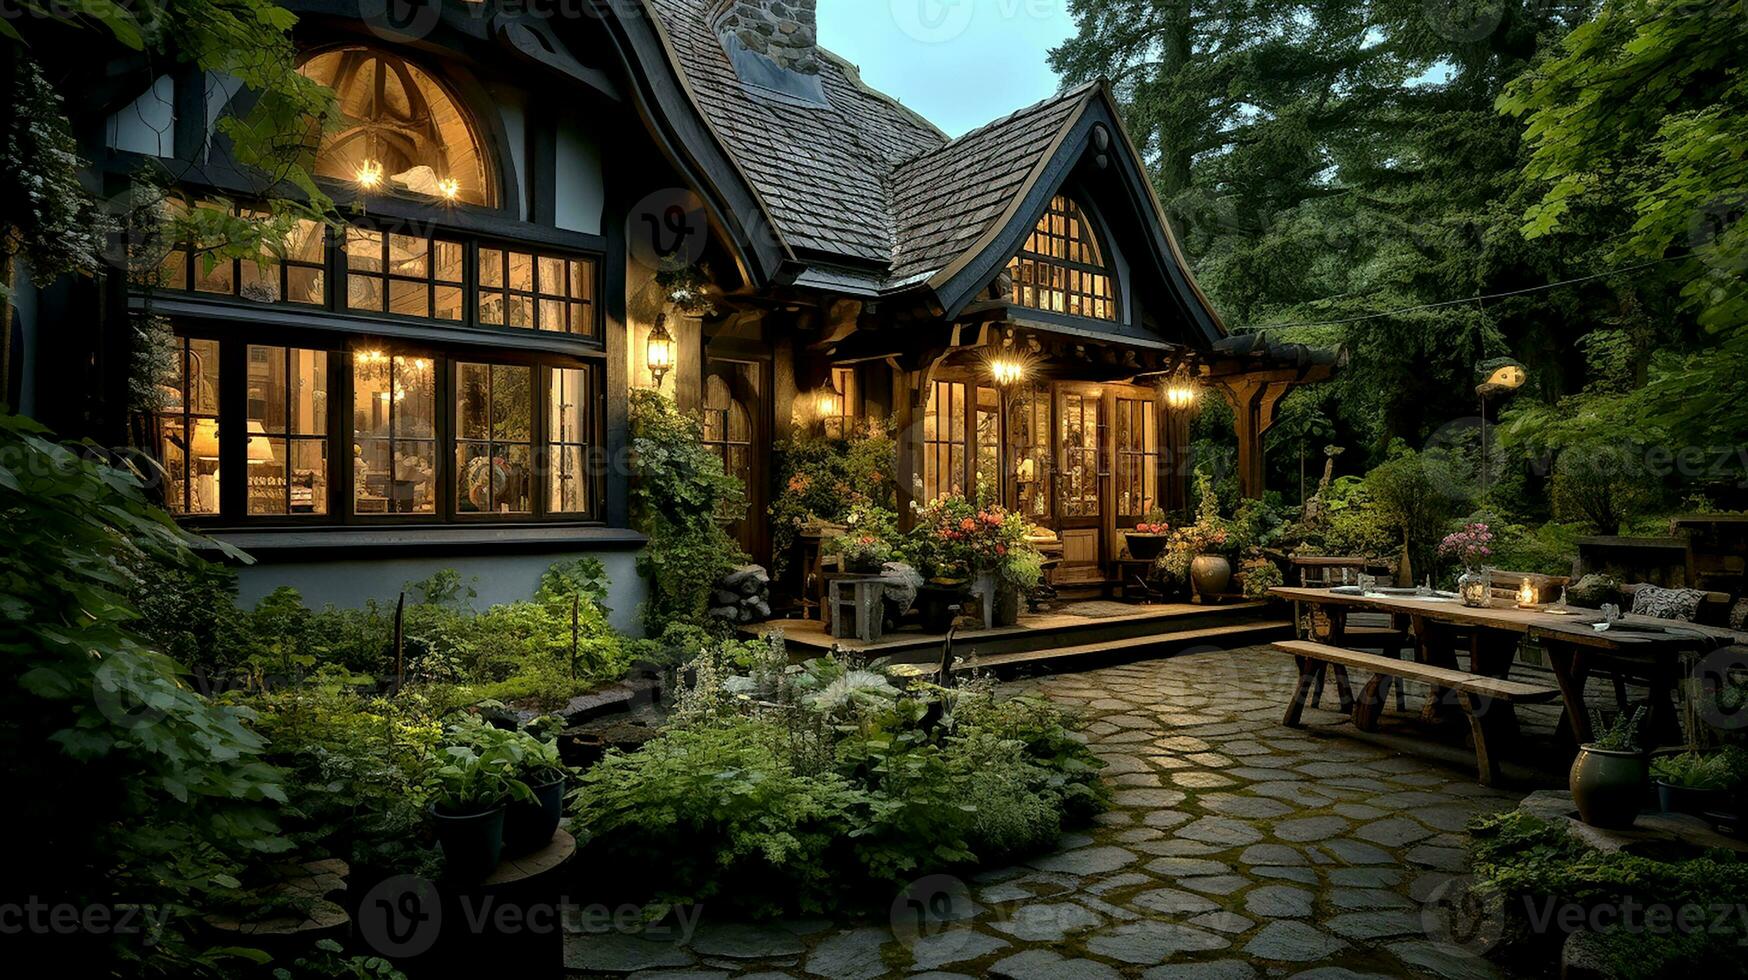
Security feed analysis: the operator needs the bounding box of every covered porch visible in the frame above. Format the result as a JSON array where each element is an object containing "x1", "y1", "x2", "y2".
[{"x1": 874, "y1": 321, "x2": 1339, "y2": 589}]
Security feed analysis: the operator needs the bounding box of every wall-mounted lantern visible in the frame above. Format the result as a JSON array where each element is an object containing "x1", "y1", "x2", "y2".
[
  {"x1": 646, "y1": 313, "x2": 676, "y2": 388},
  {"x1": 990, "y1": 356, "x2": 1027, "y2": 388}
]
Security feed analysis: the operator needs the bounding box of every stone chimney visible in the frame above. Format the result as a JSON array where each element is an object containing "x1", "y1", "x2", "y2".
[{"x1": 711, "y1": 0, "x2": 822, "y2": 77}]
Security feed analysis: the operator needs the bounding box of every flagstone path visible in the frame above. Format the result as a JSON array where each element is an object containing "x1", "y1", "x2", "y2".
[{"x1": 564, "y1": 646, "x2": 1533, "y2": 979}]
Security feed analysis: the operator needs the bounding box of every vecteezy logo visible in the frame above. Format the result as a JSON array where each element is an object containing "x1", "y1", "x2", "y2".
[
  {"x1": 890, "y1": 874, "x2": 973, "y2": 949},
  {"x1": 359, "y1": 0, "x2": 443, "y2": 42},
  {"x1": 1421, "y1": 874, "x2": 1507, "y2": 957},
  {"x1": 357, "y1": 875, "x2": 443, "y2": 958},
  {"x1": 1695, "y1": 646, "x2": 1748, "y2": 732},
  {"x1": 891, "y1": 0, "x2": 977, "y2": 44},
  {"x1": 628, "y1": 189, "x2": 709, "y2": 272},
  {"x1": 1422, "y1": 0, "x2": 1507, "y2": 43}
]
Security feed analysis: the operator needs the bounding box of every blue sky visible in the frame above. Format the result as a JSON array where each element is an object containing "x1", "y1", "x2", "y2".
[{"x1": 816, "y1": 0, "x2": 1078, "y2": 137}]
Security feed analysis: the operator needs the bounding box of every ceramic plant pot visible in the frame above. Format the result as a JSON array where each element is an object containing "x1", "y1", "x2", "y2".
[
  {"x1": 1570, "y1": 745, "x2": 1648, "y2": 829},
  {"x1": 1190, "y1": 555, "x2": 1233, "y2": 598}
]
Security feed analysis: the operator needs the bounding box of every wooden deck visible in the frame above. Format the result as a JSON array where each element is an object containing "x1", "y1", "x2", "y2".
[{"x1": 743, "y1": 600, "x2": 1293, "y2": 670}]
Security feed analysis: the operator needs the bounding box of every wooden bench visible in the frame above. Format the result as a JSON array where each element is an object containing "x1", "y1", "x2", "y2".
[{"x1": 1272, "y1": 639, "x2": 1561, "y2": 786}]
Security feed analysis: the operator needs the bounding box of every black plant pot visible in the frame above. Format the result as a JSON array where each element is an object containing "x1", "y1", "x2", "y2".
[
  {"x1": 503, "y1": 778, "x2": 567, "y2": 856},
  {"x1": 1657, "y1": 781, "x2": 1727, "y2": 818},
  {"x1": 916, "y1": 585, "x2": 967, "y2": 634},
  {"x1": 431, "y1": 805, "x2": 506, "y2": 882}
]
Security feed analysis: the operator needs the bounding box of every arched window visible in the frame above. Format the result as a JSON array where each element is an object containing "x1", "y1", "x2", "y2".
[
  {"x1": 1007, "y1": 195, "x2": 1116, "y2": 321},
  {"x1": 299, "y1": 47, "x2": 493, "y2": 206}
]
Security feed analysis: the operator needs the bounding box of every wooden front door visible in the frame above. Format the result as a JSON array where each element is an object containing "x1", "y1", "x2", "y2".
[
  {"x1": 703, "y1": 357, "x2": 767, "y2": 555},
  {"x1": 1055, "y1": 385, "x2": 1106, "y2": 583}
]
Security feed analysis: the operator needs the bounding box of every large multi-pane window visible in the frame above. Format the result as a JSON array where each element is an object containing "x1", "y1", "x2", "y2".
[
  {"x1": 476, "y1": 247, "x2": 596, "y2": 335},
  {"x1": 975, "y1": 386, "x2": 1001, "y2": 502},
  {"x1": 1115, "y1": 397, "x2": 1159, "y2": 520},
  {"x1": 1007, "y1": 195, "x2": 1117, "y2": 321},
  {"x1": 155, "y1": 340, "x2": 599, "y2": 524},
  {"x1": 247, "y1": 346, "x2": 330, "y2": 515},
  {"x1": 346, "y1": 229, "x2": 465, "y2": 321},
  {"x1": 156, "y1": 204, "x2": 325, "y2": 306},
  {"x1": 455, "y1": 363, "x2": 533, "y2": 515},
  {"x1": 547, "y1": 367, "x2": 594, "y2": 515},
  {"x1": 158, "y1": 337, "x2": 223, "y2": 515},
  {"x1": 922, "y1": 380, "x2": 967, "y2": 504},
  {"x1": 353, "y1": 351, "x2": 439, "y2": 515},
  {"x1": 1060, "y1": 390, "x2": 1102, "y2": 518}
]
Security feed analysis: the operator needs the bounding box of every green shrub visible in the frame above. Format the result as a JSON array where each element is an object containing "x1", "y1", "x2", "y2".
[
  {"x1": 629, "y1": 389, "x2": 748, "y2": 633},
  {"x1": 0, "y1": 414, "x2": 290, "y2": 975},
  {"x1": 570, "y1": 641, "x2": 1106, "y2": 914}
]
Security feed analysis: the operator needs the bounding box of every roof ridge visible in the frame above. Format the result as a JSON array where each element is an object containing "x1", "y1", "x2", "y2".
[
  {"x1": 816, "y1": 47, "x2": 949, "y2": 144},
  {"x1": 894, "y1": 80, "x2": 1102, "y2": 172}
]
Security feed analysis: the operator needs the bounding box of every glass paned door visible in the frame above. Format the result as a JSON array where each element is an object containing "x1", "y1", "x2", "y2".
[{"x1": 1058, "y1": 389, "x2": 1103, "y2": 520}]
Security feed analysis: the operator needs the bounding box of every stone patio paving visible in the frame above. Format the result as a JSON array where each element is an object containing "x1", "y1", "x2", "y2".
[{"x1": 564, "y1": 646, "x2": 1536, "y2": 979}]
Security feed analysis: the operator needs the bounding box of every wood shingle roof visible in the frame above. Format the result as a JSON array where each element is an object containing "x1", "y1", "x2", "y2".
[{"x1": 644, "y1": 0, "x2": 1096, "y2": 291}]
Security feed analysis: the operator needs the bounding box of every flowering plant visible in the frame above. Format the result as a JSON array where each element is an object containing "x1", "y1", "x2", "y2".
[
  {"x1": 1131, "y1": 507, "x2": 1170, "y2": 536},
  {"x1": 906, "y1": 495, "x2": 1036, "y2": 585},
  {"x1": 823, "y1": 501, "x2": 899, "y2": 572},
  {"x1": 1438, "y1": 522, "x2": 1495, "y2": 571}
]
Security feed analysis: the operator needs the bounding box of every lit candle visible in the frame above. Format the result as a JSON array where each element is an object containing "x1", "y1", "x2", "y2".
[{"x1": 1518, "y1": 580, "x2": 1537, "y2": 608}]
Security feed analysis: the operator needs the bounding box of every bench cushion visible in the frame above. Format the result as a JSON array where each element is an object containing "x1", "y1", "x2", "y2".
[{"x1": 1271, "y1": 640, "x2": 1559, "y2": 703}]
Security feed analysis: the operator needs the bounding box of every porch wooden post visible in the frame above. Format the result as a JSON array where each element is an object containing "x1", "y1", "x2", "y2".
[
  {"x1": 1215, "y1": 377, "x2": 1294, "y2": 500},
  {"x1": 893, "y1": 352, "x2": 945, "y2": 532},
  {"x1": 1162, "y1": 401, "x2": 1192, "y2": 514}
]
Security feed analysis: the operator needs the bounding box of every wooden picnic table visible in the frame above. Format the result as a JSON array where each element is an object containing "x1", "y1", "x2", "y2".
[{"x1": 1270, "y1": 586, "x2": 1740, "y2": 748}]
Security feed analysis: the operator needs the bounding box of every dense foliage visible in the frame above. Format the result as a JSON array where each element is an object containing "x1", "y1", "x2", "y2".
[
  {"x1": 571, "y1": 636, "x2": 1107, "y2": 914},
  {"x1": 769, "y1": 423, "x2": 899, "y2": 579},
  {"x1": 629, "y1": 389, "x2": 748, "y2": 634},
  {"x1": 1054, "y1": 0, "x2": 1746, "y2": 514},
  {"x1": 1468, "y1": 810, "x2": 1748, "y2": 977},
  {"x1": 0, "y1": 413, "x2": 290, "y2": 975}
]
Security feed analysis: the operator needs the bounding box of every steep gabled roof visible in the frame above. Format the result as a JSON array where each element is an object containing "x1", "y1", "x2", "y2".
[
  {"x1": 887, "y1": 84, "x2": 1097, "y2": 288},
  {"x1": 646, "y1": 0, "x2": 944, "y2": 264},
  {"x1": 636, "y1": 0, "x2": 1223, "y2": 340}
]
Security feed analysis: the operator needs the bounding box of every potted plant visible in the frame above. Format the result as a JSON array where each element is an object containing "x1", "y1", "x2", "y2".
[
  {"x1": 428, "y1": 744, "x2": 524, "y2": 881},
  {"x1": 1183, "y1": 473, "x2": 1235, "y2": 600},
  {"x1": 1570, "y1": 707, "x2": 1649, "y2": 829},
  {"x1": 1439, "y1": 523, "x2": 1495, "y2": 607},
  {"x1": 1652, "y1": 751, "x2": 1735, "y2": 817},
  {"x1": 995, "y1": 540, "x2": 1045, "y2": 627},
  {"x1": 1124, "y1": 509, "x2": 1171, "y2": 561},
  {"x1": 906, "y1": 495, "x2": 1004, "y2": 631},
  {"x1": 496, "y1": 721, "x2": 574, "y2": 856},
  {"x1": 824, "y1": 502, "x2": 899, "y2": 574}
]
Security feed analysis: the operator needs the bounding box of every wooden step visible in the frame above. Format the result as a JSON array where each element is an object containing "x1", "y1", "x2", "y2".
[{"x1": 961, "y1": 621, "x2": 1295, "y2": 673}]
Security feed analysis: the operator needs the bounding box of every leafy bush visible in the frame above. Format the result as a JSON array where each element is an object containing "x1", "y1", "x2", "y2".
[
  {"x1": 0, "y1": 414, "x2": 291, "y2": 975},
  {"x1": 1486, "y1": 521, "x2": 1581, "y2": 577},
  {"x1": 1364, "y1": 445, "x2": 1462, "y2": 578},
  {"x1": 1551, "y1": 440, "x2": 1658, "y2": 533},
  {"x1": 570, "y1": 638, "x2": 1105, "y2": 913},
  {"x1": 1651, "y1": 748, "x2": 1748, "y2": 791},
  {"x1": 1468, "y1": 810, "x2": 1748, "y2": 976},
  {"x1": 630, "y1": 389, "x2": 748, "y2": 633},
  {"x1": 770, "y1": 423, "x2": 898, "y2": 579}
]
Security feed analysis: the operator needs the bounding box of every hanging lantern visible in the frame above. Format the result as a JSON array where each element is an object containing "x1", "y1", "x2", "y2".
[
  {"x1": 990, "y1": 356, "x2": 1026, "y2": 387},
  {"x1": 646, "y1": 314, "x2": 677, "y2": 388}
]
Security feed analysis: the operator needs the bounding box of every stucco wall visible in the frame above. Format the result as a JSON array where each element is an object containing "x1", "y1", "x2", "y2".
[{"x1": 233, "y1": 550, "x2": 649, "y2": 636}]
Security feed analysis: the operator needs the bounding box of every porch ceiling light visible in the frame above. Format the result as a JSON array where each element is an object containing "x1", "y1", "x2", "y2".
[
  {"x1": 989, "y1": 355, "x2": 1027, "y2": 388},
  {"x1": 646, "y1": 314, "x2": 676, "y2": 388},
  {"x1": 1165, "y1": 381, "x2": 1200, "y2": 410},
  {"x1": 437, "y1": 177, "x2": 461, "y2": 202}
]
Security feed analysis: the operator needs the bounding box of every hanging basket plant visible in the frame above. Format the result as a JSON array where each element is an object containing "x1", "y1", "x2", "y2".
[{"x1": 656, "y1": 265, "x2": 717, "y2": 317}]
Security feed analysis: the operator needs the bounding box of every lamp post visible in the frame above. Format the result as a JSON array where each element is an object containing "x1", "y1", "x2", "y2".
[
  {"x1": 988, "y1": 353, "x2": 1028, "y2": 508},
  {"x1": 1474, "y1": 357, "x2": 1528, "y2": 509}
]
